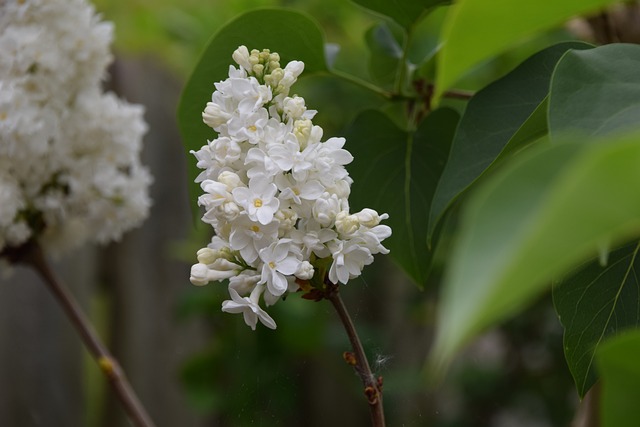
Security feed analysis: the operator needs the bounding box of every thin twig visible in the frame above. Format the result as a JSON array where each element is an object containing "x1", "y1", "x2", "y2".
[
  {"x1": 326, "y1": 284, "x2": 385, "y2": 427},
  {"x1": 21, "y1": 241, "x2": 156, "y2": 427},
  {"x1": 442, "y1": 88, "x2": 475, "y2": 100}
]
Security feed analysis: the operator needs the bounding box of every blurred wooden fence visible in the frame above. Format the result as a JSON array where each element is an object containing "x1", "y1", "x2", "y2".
[{"x1": 0, "y1": 57, "x2": 208, "y2": 427}]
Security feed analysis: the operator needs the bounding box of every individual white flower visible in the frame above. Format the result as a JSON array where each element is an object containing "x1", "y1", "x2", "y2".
[
  {"x1": 289, "y1": 219, "x2": 336, "y2": 259},
  {"x1": 232, "y1": 178, "x2": 280, "y2": 225},
  {"x1": 227, "y1": 107, "x2": 269, "y2": 144},
  {"x1": 210, "y1": 137, "x2": 242, "y2": 164},
  {"x1": 222, "y1": 285, "x2": 277, "y2": 330},
  {"x1": 275, "y1": 174, "x2": 324, "y2": 208},
  {"x1": 312, "y1": 192, "x2": 344, "y2": 227},
  {"x1": 244, "y1": 147, "x2": 280, "y2": 179},
  {"x1": 257, "y1": 239, "x2": 301, "y2": 297},
  {"x1": 229, "y1": 272, "x2": 261, "y2": 296},
  {"x1": 228, "y1": 214, "x2": 279, "y2": 263},
  {"x1": 268, "y1": 135, "x2": 316, "y2": 181},
  {"x1": 328, "y1": 240, "x2": 374, "y2": 285}
]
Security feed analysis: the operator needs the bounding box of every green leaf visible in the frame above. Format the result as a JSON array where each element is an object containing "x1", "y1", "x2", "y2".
[
  {"x1": 549, "y1": 44, "x2": 640, "y2": 139},
  {"x1": 431, "y1": 131, "x2": 640, "y2": 365},
  {"x1": 345, "y1": 108, "x2": 459, "y2": 286},
  {"x1": 365, "y1": 22, "x2": 403, "y2": 88},
  {"x1": 428, "y1": 42, "x2": 591, "y2": 240},
  {"x1": 597, "y1": 330, "x2": 640, "y2": 427},
  {"x1": 435, "y1": 0, "x2": 619, "y2": 101},
  {"x1": 554, "y1": 242, "x2": 640, "y2": 397},
  {"x1": 351, "y1": 0, "x2": 451, "y2": 30},
  {"x1": 177, "y1": 8, "x2": 328, "y2": 213}
]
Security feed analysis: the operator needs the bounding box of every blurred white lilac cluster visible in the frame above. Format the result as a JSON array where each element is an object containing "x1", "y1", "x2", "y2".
[
  {"x1": 190, "y1": 46, "x2": 391, "y2": 330},
  {"x1": 0, "y1": 0, "x2": 151, "y2": 255}
]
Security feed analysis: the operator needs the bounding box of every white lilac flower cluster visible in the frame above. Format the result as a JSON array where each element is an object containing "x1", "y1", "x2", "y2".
[
  {"x1": 190, "y1": 46, "x2": 391, "y2": 330},
  {"x1": 0, "y1": 0, "x2": 151, "y2": 254}
]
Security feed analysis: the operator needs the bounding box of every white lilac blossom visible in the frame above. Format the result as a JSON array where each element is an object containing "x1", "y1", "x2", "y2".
[
  {"x1": 191, "y1": 46, "x2": 391, "y2": 329},
  {"x1": 0, "y1": 0, "x2": 151, "y2": 255}
]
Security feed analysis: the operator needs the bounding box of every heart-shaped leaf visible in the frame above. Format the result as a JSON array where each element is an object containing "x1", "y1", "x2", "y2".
[
  {"x1": 345, "y1": 108, "x2": 459, "y2": 286},
  {"x1": 554, "y1": 242, "x2": 640, "y2": 397}
]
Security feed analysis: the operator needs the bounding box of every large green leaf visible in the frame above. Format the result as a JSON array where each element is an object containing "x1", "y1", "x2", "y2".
[
  {"x1": 547, "y1": 43, "x2": 640, "y2": 397},
  {"x1": 351, "y1": 0, "x2": 451, "y2": 30},
  {"x1": 549, "y1": 44, "x2": 640, "y2": 139},
  {"x1": 345, "y1": 108, "x2": 459, "y2": 286},
  {"x1": 435, "y1": 0, "x2": 620, "y2": 101},
  {"x1": 428, "y1": 42, "x2": 590, "y2": 240},
  {"x1": 177, "y1": 8, "x2": 328, "y2": 212},
  {"x1": 431, "y1": 132, "x2": 640, "y2": 365},
  {"x1": 554, "y1": 242, "x2": 640, "y2": 397},
  {"x1": 596, "y1": 330, "x2": 640, "y2": 427}
]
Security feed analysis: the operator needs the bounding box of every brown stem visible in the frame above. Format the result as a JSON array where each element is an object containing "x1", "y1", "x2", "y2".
[
  {"x1": 571, "y1": 383, "x2": 601, "y2": 427},
  {"x1": 21, "y1": 241, "x2": 156, "y2": 427},
  {"x1": 326, "y1": 285, "x2": 386, "y2": 427},
  {"x1": 442, "y1": 88, "x2": 475, "y2": 100}
]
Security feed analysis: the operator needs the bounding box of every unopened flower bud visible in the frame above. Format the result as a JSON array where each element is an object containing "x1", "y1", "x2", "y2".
[
  {"x1": 232, "y1": 45, "x2": 252, "y2": 72},
  {"x1": 355, "y1": 208, "x2": 386, "y2": 227},
  {"x1": 283, "y1": 96, "x2": 307, "y2": 120},
  {"x1": 221, "y1": 201, "x2": 240, "y2": 221},
  {"x1": 335, "y1": 211, "x2": 360, "y2": 236},
  {"x1": 218, "y1": 171, "x2": 244, "y2": 190},
  {"x1": 197, "y1": 247, "x2": 219, "y2": 264},
  {"x1": 252, "y1": 64, "x2": 264, "y2": 78},
  {"x1": 295, "y1": 260, "x2": 314, "y2": 280},
  {"x1": 203, "y1": 102, "x2": 232, "y2": 129}
]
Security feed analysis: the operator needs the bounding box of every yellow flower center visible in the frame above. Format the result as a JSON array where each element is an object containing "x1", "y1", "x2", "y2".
[
  {"x1": 251, "y1": 225, "x2": 260, "y2": 232},
  {"x1": 248, "y1": 125, "x2": 257, "y2": 132},
  {"x1": 254, "y1": 198, "x2": 263, "y2": 208},
  {"x1": 269, "y1": 262, "x2": 276, "y2": 269}
]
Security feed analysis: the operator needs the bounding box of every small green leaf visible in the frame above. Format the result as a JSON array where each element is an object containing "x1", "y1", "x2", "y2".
[
  {"x1": 431, "y1": 131, "x2": 640, "y2": 365},
  {"x1": 428, "y1": 42, "x2": 590, "y2": 240},
  {"x1": 554, "y1": 242, "x2": 640, "y2": 397},
  {"x1": 345, "y1": 108, "x2": 459, "y2": 286},
  {"x1": 549, "y1": 44, "x2": 640, "y2": 139},
  {"x1": 352, "y1": 0, "x2": 451, "y2": 30},
  {"x1": 177, "y1": 8, "x2": 327, "y2": 213},
  {"x1": 435, "y1": 0, "x2": 619, "y2": 101},
  {"x1": 596, "y1": 330, "x2": 640, "y2": 427}
]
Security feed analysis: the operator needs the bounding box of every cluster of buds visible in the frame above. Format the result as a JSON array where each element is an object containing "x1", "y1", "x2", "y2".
[{"x1": 190, "y1": 46, "x2": 391, "y2": 330}]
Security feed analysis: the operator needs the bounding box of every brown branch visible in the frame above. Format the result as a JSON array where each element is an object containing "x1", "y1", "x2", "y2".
[
  {"x1": 19, "y1": 241, "x2": 156, "y2": 427},
  {"x1": 325, "y1": 284, "x2": 386, "y2": 427},
  {"x1": 442, "y1": 88, "x2": 475, "y2": 100},
  {"x1": 572, "y1": 383, "x2": 601, "y2": 427}
]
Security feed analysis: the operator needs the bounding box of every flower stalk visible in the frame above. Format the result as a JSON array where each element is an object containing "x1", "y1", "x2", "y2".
[
  {"x1": 325, "y1": 282, "x2": 386, "y2": 427},
  {"x1": 17, "y1": 241, "x2": 156, "y2": 427}
]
